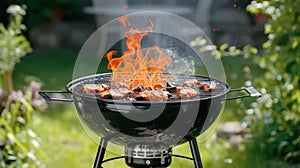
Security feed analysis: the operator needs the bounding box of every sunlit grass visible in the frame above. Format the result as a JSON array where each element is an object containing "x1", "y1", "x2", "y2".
[
  {"x1": 34, "y1": 104, "x2": 300, "y2": 168},
  {"x1": 32, "y1": 104, "x2": 95, "y2": 167},
  {"x1": 31, "y1": 104, "x2": 226, "y2": 168},
  {"x1": 29, "y1": 102, "x2": 252, "y2": 168}
]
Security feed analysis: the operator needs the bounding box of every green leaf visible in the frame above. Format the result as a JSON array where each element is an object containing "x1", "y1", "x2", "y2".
[
  {"x1": 19, "y1": 98, "x2": 33, "y2": 122},
  {"x1": 0, "y1": 118, "x2": 28, "y2": 153},
  {"x1": 292, "y1": 39, "x2": 299, "y2": 49},
  {"x1": 264, "y1": 24, "x2": 272, "y2": 34},
  {"x1": 220, "y1": 43, "x2": 229, "y2": 51},
  {"x1": 277, "y1": 33, "x2": 289, "y2": 46}
]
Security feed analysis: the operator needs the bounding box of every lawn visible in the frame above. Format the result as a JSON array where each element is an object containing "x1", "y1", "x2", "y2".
[{"x1": 13, "y1": 49, "x2": 300, "y2": 168}]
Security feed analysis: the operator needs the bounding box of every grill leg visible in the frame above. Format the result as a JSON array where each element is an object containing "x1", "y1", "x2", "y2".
[
  {"x1": 189, "y1": 138, "x2": 203, "y2": 168},
  {"x1": 93, "y1": 138, "x2": 108, "y2": 168}
]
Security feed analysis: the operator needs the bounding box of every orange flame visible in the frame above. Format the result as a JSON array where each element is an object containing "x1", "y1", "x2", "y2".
[
  {"x1": 118, "y1": 16, "x2": 131, "y2": 27},
  {"x1": 105, "y1": 17, "x2": 172, "y2": 89}
]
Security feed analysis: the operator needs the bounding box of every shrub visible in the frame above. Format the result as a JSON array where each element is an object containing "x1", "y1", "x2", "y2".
[
  {"x1": 193, "y1": 0, "x2": 299, "y2": 164},
  {"x1": 0, "y1": 84, "x2": 47, "y2": 167},
  {"x1": 244, "y1": 0, "x2": 300, "y2": 163},
  {"x1": 0, "y1": 5, "x2": 47, "y2": 167},
  {"x1": 0, "y1": 4, "x2": 32, "y2": 93}
]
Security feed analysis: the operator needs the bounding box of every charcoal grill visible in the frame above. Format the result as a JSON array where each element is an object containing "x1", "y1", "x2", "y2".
[
  {"x1": 39, "y1": 73, "x2": 261, "y2": 168},
  {"x1": 39, "y1": 14, "x2": 261, "y2": 167}
]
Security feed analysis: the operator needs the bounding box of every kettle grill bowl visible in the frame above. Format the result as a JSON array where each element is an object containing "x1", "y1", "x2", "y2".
[{"x1": 67, "y1": 73, "x2": 229, "y2": 148}]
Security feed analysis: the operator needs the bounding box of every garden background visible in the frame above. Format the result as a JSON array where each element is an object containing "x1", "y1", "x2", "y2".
[{"x1": 0, "y1": 0, "x2": 299, "y2": 167}]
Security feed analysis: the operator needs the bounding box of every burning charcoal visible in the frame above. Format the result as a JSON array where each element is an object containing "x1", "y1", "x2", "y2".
[
  {"x1": 165, "y1": 91, "x2": 173, "y2": 99},
  {"x1": 167, "y1": 87, "x2": 177, "y2": 93},
  {"x1": 100, "y1": 91, "x2": 113, "y2": 99},
  {"x1": 128, "y1": 92, "x2": 137, "y2": 99},
  {"x1": 153, "y1": 84, "x2": 163, "y2": 90},
  {"x1": 136, "y1": 90, "x2": 170, "y2": 101},
  {"x1": 136, "y1": 91, "x2": 150, "y2": 101},
  {"x1": 118, "y1": 83, "x2": 130, "y2": 90},
  {"x1": 100, "y1": 88, "x2": 129, "y2": 99},
  {"x1": 177, "y1": 88, "x2": 199, "y2": 99},
  {"x1": 83, "y1": 84, "x2": 110, "y2": 93},
  {"x1": 100, "y1": 84, "x2": 110, "y2": 90},
  {"x1": 113, "y1": 88, "x2": 130, "y2": 99},
  {"x1": 104, "y1": 94, "x2": 113, "y2": 99},
  {"x1": 183, "y1": 79, "x2": 200, "y2": 88},
  {"x1": 176, "y1": 87, "x2": 182, "y2": 93},
  {"x1": 82, "y1": 84, "x2": 97, "y2": 93},
  {"x1": 145, "y1": 86, "x2": 153, "y2": 91},
  {"x1": 136, "y1": 97, "x2": 147, "y2": 101},
  {"x1": 167, "y1": 82, "x2": 176, "y2": 87},
  {"x1": 200, "y1": 81, "x2": 216, "y2": 92},
  {"x1": 132, "y1": 86, "x2": 144, "y2": 93},
  {"x1": 195, "y1": 85, "x2": 202, "y2": 92},
  {"x1": 111, "y1": 93, "x2": 126, "y2": 99},
  {"x1": 149, "y1": 90, "x2": 169, "y2": 101},
  {"x1": 167, "y1": 92, "x2": 173, "y2": 99}
]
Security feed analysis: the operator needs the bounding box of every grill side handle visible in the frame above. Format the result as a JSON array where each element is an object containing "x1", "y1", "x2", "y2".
[
  {"x1": 39, "y1": 90, "x2": 73, "y2": 102},
  {"x1": 225, "y1": 87, "x2": 262, "y2": 101}
]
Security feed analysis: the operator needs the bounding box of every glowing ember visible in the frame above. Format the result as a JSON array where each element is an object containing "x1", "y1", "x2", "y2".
[
  {"x1": 123, "y1": 4, "x2": 129, "y2": 10},
  {"x1": 212, "y1": 27, "x2": 221, "y2": 32},
  {"x1": 105, "y1": 16, "x2": 172, "y2": 89}
]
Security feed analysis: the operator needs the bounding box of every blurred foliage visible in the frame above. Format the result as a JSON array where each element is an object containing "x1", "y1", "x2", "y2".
[
  {"x1": 0, "y1": 5, "x2": 32, "y2": 75},
  {"x1": 15, "y1": 0, "x2": 87, "y2": 29},
  {"x1": 193, "y1": 0, "x2": 300, "y2": 164},
  {"x1": 0, "y1": 84, "x2": 47, "y2": 167},
  {"x1": 0, "y1": 5, "x2": 47, "y2": 168},
  {"x1": 0, "y1": 5, "x2": 32, "y2": 93},
  {"x1": 0, "y1": 0, "x2": 86, "y2": 30},
  {"x1": 244, "y1": 0, "x2": 300, "y2": 163}
]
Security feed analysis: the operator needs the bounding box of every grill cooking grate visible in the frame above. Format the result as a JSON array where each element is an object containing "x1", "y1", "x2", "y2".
[{"x1": 68, "y1": 73, "x2": 229, "y2": 102}]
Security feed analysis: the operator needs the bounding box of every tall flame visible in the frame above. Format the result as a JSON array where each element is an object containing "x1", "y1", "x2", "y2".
[{"x1": 105, "y1": 16, "x2": 172, "y2": 89}]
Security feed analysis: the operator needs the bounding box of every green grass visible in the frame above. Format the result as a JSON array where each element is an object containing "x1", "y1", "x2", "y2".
[
  {"x1": 14, "y1": 49, "x2": 300, "y2": 168},
  {"x1": 33, "y1": 105, "x2": 96, "y2": 167},
  {"x1": 31, "y1": 105, "x2": 241, "y2": 168},
  {"x1": 32, "y1": 105, "x2": 300, "y2": 168}
]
